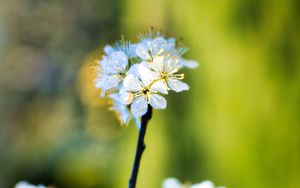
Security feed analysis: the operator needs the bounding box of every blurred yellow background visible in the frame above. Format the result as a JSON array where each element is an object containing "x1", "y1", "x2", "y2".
[{"x1": 0, "y1": 0, "x2": 299, "y2": 187}]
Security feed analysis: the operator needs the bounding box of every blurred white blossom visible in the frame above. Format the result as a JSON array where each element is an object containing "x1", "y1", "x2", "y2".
[
  {"x1": 162, "y1": 178, "x2": 182, "y2": 188},
  {"x1": 15, "y1": 181, "x2": 47, "y2": 188},
  {"x1": 95, "y1": 31, "x2": 198, "y2": 127},
  {"x1": 162, "y1": 178, "x2": 225, "y2": 188}
]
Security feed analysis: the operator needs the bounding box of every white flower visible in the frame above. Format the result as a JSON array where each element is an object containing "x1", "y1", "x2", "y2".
[
  {"x1": 120, "y1": 64, "x2": 168, "y2": 117},
  {"x1": 15, "y1": 181, "x2": 46, "y2": 188},
  {"x1": 144, "y1": 54, "x2": 189, "y2": 92},
  {"x1": 136, "y1": 37, "x2": 173, "y2": 62},
  {"x1": 95, "y1": 50, "x2": 128, "y2": 96},
  {"x1": 136, "y1": 36, "x2": 192, "y2": 92},
  {"x1": 162, "y1": 178, "x2": 225, "y2": 188}
]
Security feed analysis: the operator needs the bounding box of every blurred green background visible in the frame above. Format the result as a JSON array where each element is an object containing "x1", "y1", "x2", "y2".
[{"x1": 0, "y1": 0, "x2": 300, "y2": 187}]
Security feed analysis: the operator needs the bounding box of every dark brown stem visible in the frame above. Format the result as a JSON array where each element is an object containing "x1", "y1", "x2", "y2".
[{"x1": 128, "y1": 106, "x2": 153, "y2": 188}]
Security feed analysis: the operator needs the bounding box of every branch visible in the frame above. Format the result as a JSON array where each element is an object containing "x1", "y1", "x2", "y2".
[{"x1": 129, "y1": 106, "x2": 153, "y2": 188}]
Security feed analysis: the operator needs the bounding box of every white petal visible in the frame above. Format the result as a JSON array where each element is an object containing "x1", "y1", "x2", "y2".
[
  {"x1": 104, "y1": 45, "x2": 115, "y2": 55},
  {"x1": 95, "y1": 75, "x2": 119, "y2": 90},
  {"x1": 138, "y1": 64, "x2": 156, "y2": 86},
  {"x1": 149, "y1": 94, "x2": 167, "y2": 109},
  {"x1": 100, "y1": 89, "x2": 106, "y2": 97},
  {"x1": 110, "y1": 51, "x2": 128, "y2": 72},
  {"x1": 128, "y1": 63, "x2": 156, "y2": 86},
  {"x1": 100, "y1": 58, "x2": 118, "y2": 74},
  {"x1": 180, "y1": 58, "x2": 199, "y2": 69},
  {"x1": 127, "y1": 63, "x2": 155, "y2": 86},
  {"x1": 109, "y1": 93, "x2": 120, "y2": 102},
  {"x1": 120, "y1": 108, "x2": 131, "y2": 125},
  {"x1": 134, "y1": 116, "x2": 141, "y2": 130},
  {"x1": 150, "y1": 80, "x2": 168, "y2": 94},
  {"x1": 190, "y1": 181, "x2": 215, "y2": 188},
  {"x1": 162, "y1": 178, "x2": 182, "y2": 188},
  {"x1": 123, "y1": 74, "x2": 142, "y2": 92},
  {"x1": 119, "y1": 90, "x2": 134, "y2": 105},
  {"x1": 131, "y1": 96, "x2": 148, "y2": 117},
  {"x1": 167, "y1": 79, "x2": 189, "y2": 92},
  {"x1": 127, "y1": 64, "x2": 140, "y2": 76},
  {"x1": 109, "y1": 100, "x2": 131, "y2": 125},
  {"x1": 150, "y1": 56, "x2": 165, "y2": 72},
  {"x1": 149, "y1": 37, "x2": 168, "y2": 56},
  {"x1": 164, "y1": 56, "x2": 180, "y2": 74},
  {"x1": 141, "y1": 61, "x2": 151, "y2": 69},
  {"x1": 167, "y1": 38, "x2": 176, "y2": 47},
  {"x1": 136, "y1": 43, "x2": 151, "y2": 60},
  {"x1": 95, "y1": 76, "x2": 105, "y2": 88},
  {"x1": 102, "y1": 75, "x2": 119, "y2": 90},
  {"x1": 128, "y1": 44, "x2": 137, "y2": 58}
]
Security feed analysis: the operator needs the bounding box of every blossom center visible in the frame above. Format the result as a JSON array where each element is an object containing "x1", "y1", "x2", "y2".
[
  {"x1": 142, "y1": 87, "x2": 150, "y2": 95},
  {"x1": 160, "y1": 71, "x2": 169, "y2": 79}
]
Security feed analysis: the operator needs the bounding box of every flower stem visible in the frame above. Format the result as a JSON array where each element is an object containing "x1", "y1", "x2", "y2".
[{"x1": 129, "y1": 106, "x2": 153, "y2": 188}]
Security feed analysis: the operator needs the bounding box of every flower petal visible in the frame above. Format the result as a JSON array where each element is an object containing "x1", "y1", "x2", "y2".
[
  {"x1": 119, "y1": 108, "x2": 131, "y2": 125},
  {"x1": 134, "y1": 116, "x2": 141, "y2": 130},
  {"x1": 150, "y1": 56, "x2": 165, "y2": 73},
  {"x1": 119, "y1": 90, "x2": 134, "y2": 105},
  {"x1": 129, "y1": 63, "x2": 156, "y2": 86},
  {"x1": 110, "y1": 51, "x2": 128, "y2": 72},
  {"x1": 95, "y1": 76, "x2": 105, "y2": 88},
  {"x1": 151, "y1": 80, "x2": 168, "y2": 94},
  {"x1": 127, "y1": 63, "x2": 141, "y2": 76},
  {"x1": 109, "y1": 99, "x2": 131, "y2": 125},
  {"x1": 109, "y1": 93, "x2": 120, "y2": 102},
  {"x1": 128, "y1": 44, "x2": 137, "y2": 58},
  {"x1": 149, "y1": 37, "x2": 168, "y2": 56},
  {"x1": 103, "y1": 75, "x2": 119, "y2": 90},
  {"x1": 136, "y1": 43, "x2": 151, "y2": 60},
  {"x1": 131, "y1": 96, "x2": 148, "y2": 117},
  {"x1": 179, "y1": 58, "x2": 199, "y2": 69},
  {"x1": 167, "y1": 79, "x2": 189, "y2": 92},
  {"x1": 96, "y1": 75, "x2": 119, "y2": 91},
  {"x1": 149, "y1": 94, "x2": 167, "y2": 109},
  {"x1": 104, "y1": 45, "x2": 115, "y2": 55},
  {"x1": 167, "y1": 38, "x2": 176, "y2": 48},
  {"x1": 99, "y1": 58, "x2": 118, "y2": 74},
  {"x1": 123, "y1": 74, "x2": 142, "y2": 92},
  {"x1": 138, "y1": 64, "x2": 156, "y2": 86}
]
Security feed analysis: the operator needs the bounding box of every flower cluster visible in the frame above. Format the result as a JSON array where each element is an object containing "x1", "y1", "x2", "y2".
[
  {"x1": 162, "y1": 178, "x2": 225, "y2": 188},
  {"x1": 95, "y1": 32, "x2": 198, "y2": 127}
]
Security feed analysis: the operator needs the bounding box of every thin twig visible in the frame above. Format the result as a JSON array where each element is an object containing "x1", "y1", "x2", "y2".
[{"x1": 129, "y1": 106, "x2": 153, "y2": 188}]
